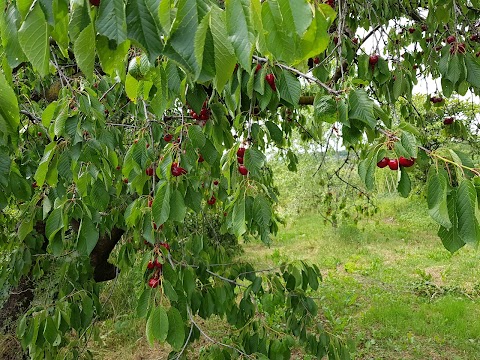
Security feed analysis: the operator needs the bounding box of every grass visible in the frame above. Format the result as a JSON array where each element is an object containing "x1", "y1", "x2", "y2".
[
  {"x1": 82, "y1": 195, "x2": 480, "y2": 359},
  {"x1": 241, "y1": 195, "x2": 480, "y2": 359}
]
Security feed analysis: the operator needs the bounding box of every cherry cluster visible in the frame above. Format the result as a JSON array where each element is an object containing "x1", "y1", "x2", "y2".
[
  {"x1": 189, "y1": 101, "x2": 210, "y2": 127},
  {"x1": 146, "y1": 242, "x2": 170, "y2": 288},
  {"x1": 377, "y1": 157, "x2": 415, "y2": 170},
  {"x1": 236, "y1": 147, "x2": 248, "y2": 176},
  {"x1": 171, "y1": 162, "x2": 187, "y2": 177}
]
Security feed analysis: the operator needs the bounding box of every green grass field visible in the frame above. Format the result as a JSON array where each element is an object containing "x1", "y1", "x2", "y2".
[
  {"x1": 242, "y1": 195, "x2": 480, "y2": 359},
  {"x1": 88, "y1": 195, "x2": 480, "y2": 359}
]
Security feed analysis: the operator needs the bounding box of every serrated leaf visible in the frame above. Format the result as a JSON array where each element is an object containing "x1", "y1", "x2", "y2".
[
  {"x1": 43, "y1": 317, "x2": 58, "y2": 346},
  {"x1": 45, "y1": 207, "x2": 63, "y2": 241},
  {"x1": 18, "y1": 4, "x2": 49, "y2": 76},
  {"x1": 400, "y1": 131, "x2": 417, "y2": 159},
  {"x1": 166, "y1": 307, "x2": 185, "y2": 351},
  {"x1": 0, "y1": 6, "x2": 27, "y2": 68},
  {"x1": 188, "y1": 125, "x2": 206, "y2": 148},
  {"x1": 225, "y1": 0, "x2": 253, "y2": 70},
  {"x1": 126, "y1": 0, "x2": 163, "y2": 60},
  {"x1": 278, "y1": 70, "x2": 301, "y2": 106},
  {"x1": 446, "y1": 54, "x2": 462, "y2": 85},
  {"x1": 232, "y1": 197, "x2": 246, "y2": 238},
  {"x1": 210, "y1": 6, "x2": 236, "y2": 92},
  {"x1": 77, "y1": 216, "x2": 99, "y2": 255},
  {"x1": 398, "y1": 168, "x2": 411, "y2": 198},
  {"x1": 152, "y1": 182, "x2": 170, "y2": 226},
  {"x1": 74, "y1": 22, "x2": 95, "y2": 81},
  {"x1": 169, "y1": 189, "x2": 186, "y2": 222},
  {"x1": 0, "y1": 71, "x2": 20, "y2": 137},
  {"x1": 465, "y1": 53, "x2": 480, "y2": 89},
  {"x1": 244, "y1": 148, "x2": 265, "y2": 177},
  {"x1": 136, "y1": 289, "x2": 150, "y2": 318},
  {"x1": 427, "y1": 167, "x2": 452, "y2": 229},
  {"x1": 34, "y1": 142, "x2": 56, "y2": 187},
  {"x1": 348, "y1": 89, "x2": 376, "y2": 129},
  {"x1": 456, "y1": 179, "x2": 478, "y2": 245},
  {"x1": 146, "y1": 306, "x2": 169, "y2": 345},
  {"x1": 438, "y1": 190, "x2": 465, "y2": 253},
  {"x1": 314, "y1": 94, "x2": 337, "y2": 123},
  {"x1": 253, "y1": 195, "x2": 271, "y2": 227},
  {"x1": 265, "y1": 121, "x2": 284, "y2": 146},
  {"x1": 95, "y1": 0, "x2": 127, "y2": 44}
]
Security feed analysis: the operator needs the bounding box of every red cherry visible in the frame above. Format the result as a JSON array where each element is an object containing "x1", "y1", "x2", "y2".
[
  {"x1": 446, "y1": 35, "x2": 456, "y2": 44},
  {"x1": 146, "y1": 143, "x2": 150, "y2": 149},
  {"x1": 89, "y1": 0, "x2": 100, "y2": 6},
  {"x1": 200, "y1": 108, "x2": 210, "y2": 120},
  {"x1": 388, "y1": 159, "x2": 399, "y2": 170},
  {"x1": 237, "y1": 156, "x2": 244, "y2": 164},
  {"x1": 223, "y1": 212, "x2": 228, "y2": 217},
  {"x1": 32, "y1": 181, "x2": 38, "y2": 188},
  {"x1": 116, "y1": 166, "x2": 121, "y2": 171},
  {"x1": 171, "y1": 163, "x2": 187, "y2": 177},
  {"x1": 352, "y1": 38, "x2": 359, "y2": 45},
  {"x1": 236, "y1": 147, "x2": 246, "y2": 157},
  {"x1": 265, "y1": 74, "x2": 276, "y2": 91},
  {"x1": 369, "y1": 54, "x2": 379, "y2": 67},
  {"x1": 333, "y1": 36, "x2": 339, "y2": 45},
  {"x1": 238, "y1": 165, "x2": 248, "y2": 176},
  {"x1": 313, "y1": 57, "x2": 320, "y2": 64},
  {"x1": 37, "y1": 132, "x2": 42, "y2": 137},
  {"x1": 145, "y1": 167, "x2": 154, "y2": 177},
  {"x1": 408, "y1": 27, "x2": 416, "y2": 34},
  {"x1": 148, "y1": 277, "x2": 160, "y2": 288},
  {"x1": 213, "y1": 180, "x2": 219, "y2": 186},
  {"x1": 148, "y1": 199, "x2": 153, "y2": 207},
  {"x1": 160, "y1": 242, "x2": 170, "y2": 251},
  {"x1": 207, "y1": 195, "x2": 216, "y2": 205},
  {"x1": 147, "y1": 261, "x2": 155, "y2": 270},
  {"x1": 255, "y1": 64, "x2": 262, "y2": 73},
  {"x1": 421, "y1": 24, "x2": 427, "y2": 32},
  {"x1": 443, "y1": 117, "x2": 454, "y2": 125},
  {"x1": 399, "y1": 157, "x2": 415, "y2": 167},
  {"x1": 376, "y1": 157, "x2": 390, "y2": 168},
  {"x1": 470, "y1": 34, "x2": 479, "y2": 42},
  {"x1": 154, "y1": 258, "x2": 163, "y2": 269},
  {"x1": 163, "y1": 134, "x2": 173, "y2": 142},
  {"x1": 198, "y1": 154, "x2": 204, "y2": 163},
  {"x1": 123, "y1": 178, "x2": 128, "y2": 184}
]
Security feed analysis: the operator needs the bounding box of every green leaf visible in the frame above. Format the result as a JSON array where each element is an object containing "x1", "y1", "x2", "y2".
[
  {"x1": 43, "y1": 317, "x2": 58, "y2": 346},
  {"x1": 265, "y1": 121, "x2": 284, "y2": 146},
  {"x1": 126, "y1": 0, "x2": 163, "y2": 60},
  {"x1": 314, "y1": 94, "x2": 337, "y2": 124},
  {"x1": 152, "y1": 182, "x2": 171, "y2": 226},
  {"x1": 73, "y1": 22, "x2": 95, "y2": 82},
  {"x1": 446, "y1": 54, "x2": 462, "y2": 85},
  {"x1": 456, "y1": 179, "x2": 479, "y2": 245},
  {"x1": 188, "y1": 125, "x2": 206, "y2": 148},
  {"x1": 244, "y1": 148, "x2": 265, "y2": 177},
  {"x1": 18, "y1": 4, "x2": 49, "y2": 76},
  {"x1": 95, "y1": 0, "x2": 127, "y2": 44},
  {"x1": 136, "y1": 289, "x2": 150, "y2": 318},
  {"x1": 348, "y1": 89, "x2": 376, "y2": 129},
  {"x1": 253, "y1": 195, "x2": 271, "y2": 227},
  {"x1": 262, "y1": 1, "x2": 295, "y2": 63},
  {"x1": 0, "y1": 70, "x2": 20, "y2": 137},
  {"x1": 398, "y1": 168, "x2": 411, "y2": 198},
  {"x1": 146, "y1": 305, "x2": 169, "y2": 345},
  {"x1": 45, "y1": 207, "x2": 63, "y2": 241},
  {"x1": 169, "y1": 189, "x2": 186, "y2": 222},
  {"x1": 465, "y1": 53, "x2": 480, "y2": 89},
  {"x1": 225, "y1": 0, "x2": 253, "y2": 70},
  {"x1": 427, "y1": 167, "x2": 452, "y2": 229},
  {"x1": 164, "y1": 0, "x2": 198, "y2": 74},
  {"x1": 232, "y1": 197, "x2": 246, "y2": 238},
  {"x1": 280, "y1": 0, "x2": 312, "y2": 36},
  {"x1": 166, "y1": 307, "x2": 185, "y2": 351},
  {"x1": 298, "y1": 5, "x2": 334, "y2": 61},
  {"x1": 400, "y1": 131, "x2": 417, "y2": 159},
  {"x1": 77, "y1": 216, "x2": 99, "y2": 255},
  {"x1": 358, "y1": 152, "x2": 376, "y2": 191},
  {"x1": 34, "y1": 142, "x2": 56, "y2": 187},
  {"x1": 438, "y1": 190, "x2": 465, "y2": 253},
  {"x1": 278, "y1": 70, "x2": 301, "y2": 106},
  {"x1": 210, "y1": 6, "x2": 237, "y2": 92},
  {"x1": 0, "y1": 5, "x2": 27, "y2": 68}
]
